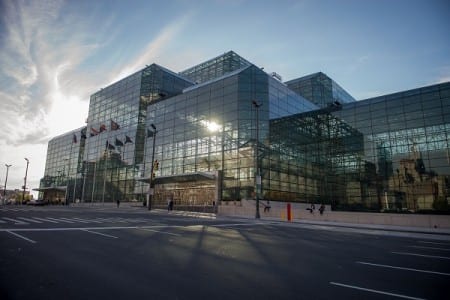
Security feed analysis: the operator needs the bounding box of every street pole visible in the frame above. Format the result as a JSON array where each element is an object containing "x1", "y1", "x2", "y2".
[
  {"x1": 64, "y1": 157, "x2": 69, "y2": 205},
  {"x1": 23, "y1": 158, "x2": 29, "y2": 205},
  {"x1": 3, "y1": 164, "x2": 11, "y2": 205},
  {"x1": 148, "y1": 124, "x2": 157, "y2": 210},
  {"x1": 252, "y1": 100, "x2": 262, "y2": 219}
]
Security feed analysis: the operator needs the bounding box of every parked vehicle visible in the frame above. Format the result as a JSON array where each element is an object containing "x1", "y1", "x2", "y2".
[{"x1": 27, "y1": 199, "x2": 48, "y2": 206}]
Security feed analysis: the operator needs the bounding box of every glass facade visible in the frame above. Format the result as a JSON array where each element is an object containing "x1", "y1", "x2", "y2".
[
  {"x1": 40, "y1": 127, "x2": 86, "y2": 203},
  {"x1": 286, "y1": 72, "x2": 355, "y2": 108},
  {"x1": 40, "y1": 51, "x2": 450, "y2": 213}
]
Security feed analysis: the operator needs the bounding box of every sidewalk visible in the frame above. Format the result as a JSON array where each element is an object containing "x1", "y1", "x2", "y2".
[
  {"x1": 69, "y1": 202, "x2": 450, "y2": 237},
  {"x1": 231, "y1": 214, "x2": 450, "y2": 237}
]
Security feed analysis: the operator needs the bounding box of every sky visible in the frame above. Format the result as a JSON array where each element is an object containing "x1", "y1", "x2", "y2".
[{"x1": 0, "y1": 0, "x2": 449, "y2": 197}]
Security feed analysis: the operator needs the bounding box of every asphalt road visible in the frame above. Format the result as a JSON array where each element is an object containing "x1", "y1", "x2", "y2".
[{"x1": 0, "y1": 205, "x2": 449, "y2": 300}]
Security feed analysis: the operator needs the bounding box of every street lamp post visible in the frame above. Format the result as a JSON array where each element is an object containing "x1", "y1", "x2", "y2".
[
  {"x1": 252, "y1": 100, "x2": 262, "y2": 219},
  {"x1": 23, "y1": 158, "x2": 29, "y2": 205},
  {"x1": 3, "y1": 164, "x2": 12, "y2": 205},
  {"x1": 148, "y1": 124, "x2": 157, "y2": 211}
]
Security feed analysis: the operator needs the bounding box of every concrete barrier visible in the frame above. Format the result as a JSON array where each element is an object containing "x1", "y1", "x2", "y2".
[{"x1": 218, "y1": 200, "x2": 450, "y2": 229}]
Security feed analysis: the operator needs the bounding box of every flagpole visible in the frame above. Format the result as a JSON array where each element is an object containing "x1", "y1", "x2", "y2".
[
  {"x1": 102, "y1": 129, "x2": 110, "y2": 205},
  {"x1": 142, "y1": 132, "x2": 149, "y2": 206},
  {"x1": 66, "y1": 138, "x2": 74, "y2": 206},
  {"x1": 81, "y1": 160, "x2": 87, "y2": 203},
  {"x1": 91, "y1": 161, "x2": 97, "y2": 204}
]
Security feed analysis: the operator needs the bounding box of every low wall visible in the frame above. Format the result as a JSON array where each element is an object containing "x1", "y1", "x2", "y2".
[{"x1": 218, "y1": 200, "x2": 450, "y2": 229}]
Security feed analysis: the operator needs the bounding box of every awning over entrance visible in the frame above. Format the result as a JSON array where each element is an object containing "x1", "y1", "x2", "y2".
[
  {"x1": 137, "y1": 172, "x2": 216, "y2": 185},
  {"x1": 33, "y1": 186, "x2": 67, "y2": 192}
]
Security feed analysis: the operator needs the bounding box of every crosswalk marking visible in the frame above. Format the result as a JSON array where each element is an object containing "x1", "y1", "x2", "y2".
[
  {"x1": 71, "y1": 218, "x2": 92, "y2": 224},
  {"x1": 33, "y1": 217, "x2": 59, "y2": 223},
  {"x1": 17, "y1": 217, "x2": 42, "y2": 223},
  {"x1": 2, "y1": 217, "x2": 27, "y2": 224},
  {"x1": 0, "y1": 216, "x2": 151, "y2": 226},
  {"x1": 46, "y1": 217, "x2": 73, "y2": 223}
]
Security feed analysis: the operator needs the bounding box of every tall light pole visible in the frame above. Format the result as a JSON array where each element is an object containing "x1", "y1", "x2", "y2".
[
  {"x1": 252, "y1": 100, "x2": 262, "y2": 219},
  {"x1": 23, "y1": 158, "x2": 29, "y2": 205},
  {"x1": 3, "y1": 164, "x2": 11, "y2": 205},
  {"x1": 148, "y1": 123, "x2": 157, "y2": 210}
]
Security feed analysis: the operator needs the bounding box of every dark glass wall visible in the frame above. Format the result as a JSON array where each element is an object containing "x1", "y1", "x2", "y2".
[
  {"x1": 286, "y1": 72, "x2": 355, "y2": 108},
  {"x1": 267, "y1": 82, "x2": 450, "y2": 213}
]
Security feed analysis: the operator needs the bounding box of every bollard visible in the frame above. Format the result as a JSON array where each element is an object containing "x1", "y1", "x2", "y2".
[{"x1": 287, "y1": 203, "x2": 292, "y2": 221}]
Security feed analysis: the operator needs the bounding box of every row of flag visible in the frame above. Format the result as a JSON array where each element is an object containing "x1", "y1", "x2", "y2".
[
  {"x1": 72, "y1": 119, "x2": 155, "y2": 145},
  {"x1": 105, "y1": 136, "x2": 133, "y2": 150},
  {"x1": 72, "y1": 120, "x2": 130, "y2": 144},
  {"x1": 90, "y1": 120, "x2": 120, "y2": 137}
]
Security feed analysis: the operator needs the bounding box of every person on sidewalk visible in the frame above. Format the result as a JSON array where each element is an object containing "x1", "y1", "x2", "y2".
[
  {"x1": 319, "y1": 204, "x2": 325, "y2": 215},
  {"x1": 116, "y1": 199, "x2": 120, "y2": 208}
]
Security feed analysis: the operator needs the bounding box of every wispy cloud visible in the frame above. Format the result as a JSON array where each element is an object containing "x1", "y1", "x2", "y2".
[
  {"x1": 0, "y1": 0, "x2": 107, "y2": 146},
  {"x1": 0, "y1": 0, "x2": 108, "y2": 193},
  {"x1": 109, "y1": 12, "x2": 193, "y2": 84}
]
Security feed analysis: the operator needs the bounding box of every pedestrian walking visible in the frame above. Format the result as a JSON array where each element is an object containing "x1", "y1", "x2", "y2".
[
  {"x1": 319, "y1": 204, "x2": 325, "y2": 215},
  {"x1": 169, "y1": 197, "x2": 174, "y2": 211},
  {"x1": 116, "y1": 199, "x2": 120, "y2": 208}
]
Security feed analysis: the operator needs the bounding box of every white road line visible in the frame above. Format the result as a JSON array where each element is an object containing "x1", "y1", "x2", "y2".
[
  {"x1": 6, "y1": 231, "x2": 36, "y2": 244},
  {"x1": 392, "y1": 251, "x2": 450, "y2": 260},
  {"x1": 81, "y1": 229, "x2": 118, "y2": 238},
  {"x1": 418, "y1": 241, "x2": 450, "y2": 246},
  {"x1": 17, "y1": 217, "x2": 42, "y2": 224},
  {"x1": 70, "y1": 218, "x2": 92, "y2": 224},
  {"x1": 58, "y1": 218, "x2": 78, "y2": 223},
  {"x1": 83, "y1": 218, "x2": 104, "y2": 223},
  {"x1": 112, "y1": 218, "x2": 128, "y2": 223},
  {"x1": 330, "y1": 282, "x2": 426, "y2": 300},
  {"x1": 0, "y1": 226, "x2": 145, "y2": 232},
  {"x1": 138, "y1": 228, "x2": 181, "y2": 236},
  {"x1": 0, "y1": 219, "x2": 6, "y2": 223},
  {"x1": 2, "y1": 217, "x2": 28, "y2": 225},
  {"x1": 357, "y1": 261, "x2": 450, "y2": 276},
  {"x1": 32, "y1": 217, "x2": 59, "y2": 223},
  {"x1": 409, "y1": 245, "x2": 450, "y2": 251},
  {"x1": 49, "y1": 217, "x2": 75, "y2": 223}
]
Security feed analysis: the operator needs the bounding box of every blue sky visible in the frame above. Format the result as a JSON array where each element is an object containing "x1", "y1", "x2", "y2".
[{"x1": 0, "y1": 0, "x2": 449, "y2": 196}]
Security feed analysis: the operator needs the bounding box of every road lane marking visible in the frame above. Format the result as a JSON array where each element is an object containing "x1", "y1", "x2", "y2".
[
  {"x1": 409, "y1": 245, "x2": 450, "y2": 251},
  {"x1": 392, "y1": 251, "x2": 450, "y2": 260},
  {"x1": 58, "y1": 218, "x2": 77, "y2": 223},
  {"x1": 32, "y1": 217, "x2": 59, "y2": 223},
  {"x1": 2, "y1": 217, "x2": 27, "y2": 224},
  {"x1": 330, "y1": 282, "x2": 426, "y2": 300},
  {"x1": 6, "y1": 231, "x2": 36, "y2": 244},
  {"x1": 418, "y1": 241, "x2": 450, "y2": 246},
  {"x1": 138, "y1": 228, "x2": 181, "y2": 236},
  {"x1": 17, "y1": 217, "x2": 42, "y2": 223},
  {"x1": 81, "y1": 229, "x2": 118, "y2": 239},
  {"x1": 357, "y1": 261, "x2": 450, "y2": 276},
  {"x1": 46, "y1": 217, "x2": 72, "y2": 223},
  {"x1": 70, "y1": 218, "x2": 92, "y2": 224}
]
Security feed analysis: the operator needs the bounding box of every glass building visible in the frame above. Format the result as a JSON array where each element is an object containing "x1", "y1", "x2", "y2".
[{"x1": 39, "y1": 51, "x2": 450, "y2": 213}]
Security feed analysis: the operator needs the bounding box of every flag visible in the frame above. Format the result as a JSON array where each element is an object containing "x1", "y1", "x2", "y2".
[
  {"x1": 115, "y1": 138, "x2": 124, "y2": 147},
  {"x1": 147, "y1": 129, "x2": 154, "y2": 138},
  {"x1": 72, "y1": 134, "x2": 77, "y2": 143},
  {"x1": 99, "y1": 124, "x2": 107, "y2": 133},
  {"x1": 110, "y1": 120, "x2": 120, "y2": 131},
  {"x1": 106, "y1": 141, "x2": 115, "y2": 150},
  {"x1": 90, "y1": 127, "x2": 99, "y2": 136},
  {"x1": 125, "y1": 135, "x2": 133, "y2": 144}
]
